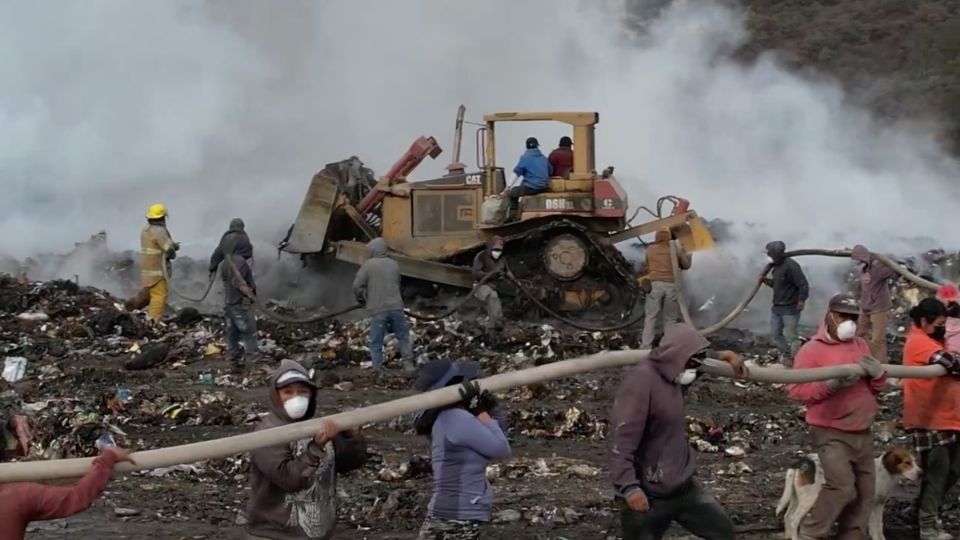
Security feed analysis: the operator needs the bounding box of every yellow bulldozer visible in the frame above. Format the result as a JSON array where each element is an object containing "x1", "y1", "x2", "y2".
[{"x1": 280, "y1": 107, "x2": 714, "y2": 316}]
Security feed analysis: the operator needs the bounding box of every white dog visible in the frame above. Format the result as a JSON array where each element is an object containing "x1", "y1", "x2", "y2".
[{"x1": 776, "y1": 448, "x2": 921, "y2": 540}]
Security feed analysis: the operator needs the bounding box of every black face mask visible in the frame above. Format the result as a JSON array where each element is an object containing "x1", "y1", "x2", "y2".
[{"x1": 930, "y1": 326, "x2": 947, "y2": 341}]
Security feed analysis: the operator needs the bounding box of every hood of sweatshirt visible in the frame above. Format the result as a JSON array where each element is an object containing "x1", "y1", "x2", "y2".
[
  {"x1": 368, "y1": 237, "x2": 388, "y2": 258},
  {"x1": 766, "y1": 241, "x2": 787, "y2": 265},
  {"x1": 487, "y1": 235, "x2": 505, "y2": 250},
  {"x1": 268, "y1": 359, "x2": 317, "y2": 423},
  {"x1": 654, "y1": 228, "x2": 672, "y2": 243},
  {"x1": 851, "y1": 244, "x2": 871, "y2": 265},
  {"x1": 647, "y1": 324, "x2": 710, "y2": 382}
]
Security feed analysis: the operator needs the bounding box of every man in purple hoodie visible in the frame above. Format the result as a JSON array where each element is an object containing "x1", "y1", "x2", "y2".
[
  {"x1": 850, "y1": 245, "x2": 898, "y2": 362},
  {"x1": 608, "y1": 324, "x2": 743, "y2": 540}
]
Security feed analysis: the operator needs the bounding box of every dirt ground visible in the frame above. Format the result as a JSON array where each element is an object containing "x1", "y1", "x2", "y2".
[{"x1": 8, "y1": 317, "x2": 946, "y2": 540}]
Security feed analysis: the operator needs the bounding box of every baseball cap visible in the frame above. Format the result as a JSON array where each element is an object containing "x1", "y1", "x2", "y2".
[
  {"x1": 828, "y1": 293, "x2": 860, "y2": 315},
  {"x1": 275, "y1": 370, "x2": 316, "y2": 389}
]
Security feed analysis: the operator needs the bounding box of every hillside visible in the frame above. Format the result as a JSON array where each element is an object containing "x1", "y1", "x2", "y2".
[{"x1": 742, "y1": 0, "x2": 960, "y2": 152}]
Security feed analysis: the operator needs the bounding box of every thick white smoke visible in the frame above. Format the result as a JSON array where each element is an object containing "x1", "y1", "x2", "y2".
[{"x1": 1, "y1": 0, "x2": 958, "y2": 322}]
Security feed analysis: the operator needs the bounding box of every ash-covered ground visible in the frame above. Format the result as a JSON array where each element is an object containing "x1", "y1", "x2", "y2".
[{"x1": 0, "y1": 274, "x2": 952, "y2": 540}]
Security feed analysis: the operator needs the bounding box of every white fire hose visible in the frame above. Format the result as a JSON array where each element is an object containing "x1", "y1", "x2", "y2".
[
  {"x1": 669, "y1": 242, "x2": 941, "y2": 334},
  {"x1": 0, "y1": 349, "x2": 946, "y2": 483}
]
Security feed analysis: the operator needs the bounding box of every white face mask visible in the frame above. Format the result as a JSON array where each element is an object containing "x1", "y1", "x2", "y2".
[
  {"x1": 766, "y1": 255, "x2": 775, "y2": 265},
  {"x1": 836, "y1": 319, "x2": 857, "y2": 342},
  {"x1": 674, "y1": 369, "x2": 698, "y2": 386},
  {"x1": 491, "y1": 249, "x2": 503, "y2": 260},
  {"x1": 283, "y1": 395, "x2": 310, "y2": 420}
]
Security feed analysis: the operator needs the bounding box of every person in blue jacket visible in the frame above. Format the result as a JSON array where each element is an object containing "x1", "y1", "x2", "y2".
[
  {"x1": 505, "y1": 137, "x2": 552, "y2": 218},
  {"x1": 413, "y1": 360, "x2": 511, "y2": 540}
]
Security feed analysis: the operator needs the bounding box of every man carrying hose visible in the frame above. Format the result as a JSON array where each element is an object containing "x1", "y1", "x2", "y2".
[
  {"x1": 210, "y1": 218, "x2": 259, "y2": 371},
  {"x1": 640, "y1": 228, "x2": 691, "y2": 349},
  {"x1": 764, "y1": 241, "x2": 808, "y2": 365},
  {"x1": 353, "y1": 238, "x2": 416, "y2": 378},
  {"x1": 471, "y1": 235, "x2": 513, "y2": 330},
  {"x1": 788, "y1": 293, "x2": 886, "y2": 540},
  {"x1": 609, "y1": 323, "x2": 743, "y2": 540},
  {"x1": 850, "y1": 245, "x2": 898, "y2": 363}
]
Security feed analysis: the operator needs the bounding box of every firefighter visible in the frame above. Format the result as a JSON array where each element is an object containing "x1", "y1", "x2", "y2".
[
  {"x1": 140, "y1": 204, "x2": 179, "y2": 322},
  {"x1": 471, "y1": 236, "x2": 512, "y2": 328}
]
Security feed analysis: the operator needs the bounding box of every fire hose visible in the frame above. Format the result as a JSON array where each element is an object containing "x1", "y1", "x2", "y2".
[
  {"x1": 669, "y1": 243, "x2": 942, "y2": 334},
  {"x1": 160, "y1": 259, "x2": 216, "y2": 303},
  {"x1": 0, "y1": 348, "x2": 947, "y2": 482},
  {"x1": 498, "y1": 245, "x2": 942, "y2": 334}
]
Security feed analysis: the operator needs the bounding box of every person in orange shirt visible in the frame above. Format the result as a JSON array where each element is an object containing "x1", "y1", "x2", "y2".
[{"x1": 902, "y1": 297, "x2": 960, "y2": 540}]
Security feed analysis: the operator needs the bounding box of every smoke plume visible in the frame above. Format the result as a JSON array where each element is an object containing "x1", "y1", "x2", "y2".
[{"x1": 1, "y1": 0, "x2": 958, "y2": 323}]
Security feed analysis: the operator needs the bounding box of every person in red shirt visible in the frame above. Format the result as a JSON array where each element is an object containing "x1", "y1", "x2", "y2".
[
  {"x1": 902, "y1": 297, "x2": 960, "y2": 540},
  {"x1": 547, "y1": 136, "x2": 574, "y2": 179},
  {"x1": 787, "y1": 293, "x2": 886, "y2": 540},
  {"x1": 0, "y1": 446, "x2": 134, "y2": 540}
]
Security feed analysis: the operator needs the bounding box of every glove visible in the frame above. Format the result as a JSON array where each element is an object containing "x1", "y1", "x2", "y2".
[
  {"x1": 458, "y1": 380, "x2": 481, "y2": 410},
  {"x1": 826, "y1": 374, "x2": 859, "y2": 392},
  {"x1": 458, "y1": 381, "x2": 496, "y2": 415},
  {"x1": 932, "y1": 351, "x2": 960, "y2": 376},
  {"x1": 858, "y1": 356, "x2": 885, "y2": 379}
]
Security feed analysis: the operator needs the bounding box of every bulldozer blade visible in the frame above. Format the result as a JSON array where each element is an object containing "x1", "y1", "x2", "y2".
[
  {"x1": 335, "y1": 240, "x2": 474, "y2": 289},
  {"x1": 675, "y1": 217, "x2": 715, "y2": 252},
  {"x1": 284, "y1": 171, "x2": 341, "y2": 254}
]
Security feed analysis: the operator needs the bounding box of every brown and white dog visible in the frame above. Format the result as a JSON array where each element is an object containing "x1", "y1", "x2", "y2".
[{"x1": 775, "y1": 448, "x2": 921, "y2": 540}]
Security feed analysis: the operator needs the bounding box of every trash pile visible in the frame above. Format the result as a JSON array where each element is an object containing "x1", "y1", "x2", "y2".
[{"x1": 0, "y1": 270, "x2": 942, "y2": 539}]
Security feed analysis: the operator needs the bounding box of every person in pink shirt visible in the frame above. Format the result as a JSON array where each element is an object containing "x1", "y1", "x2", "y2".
[
  {"x1": 0, "y1": 446, "x2": 134, "y2": 540},
  {"x1": 787, "y1": 293, "x2": 887, "y2": 540},
  {"x1": 937, "y1": 284, "x2": 960, "y2": 353}
]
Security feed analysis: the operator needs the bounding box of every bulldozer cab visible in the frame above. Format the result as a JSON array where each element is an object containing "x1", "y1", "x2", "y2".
[
  {"x1": 475, "y1": 111, "x2": 631, "y2": 230},
  {"x1": 477, "y1": 112, "x2": 600, "y2": 202},
  {"x1": 475, "y1": 111, "x2": 713, "y2": 253}
]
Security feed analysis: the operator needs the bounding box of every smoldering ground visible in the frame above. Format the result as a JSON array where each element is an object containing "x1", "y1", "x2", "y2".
[{"x1": 1, "y1": 0, "x2": 958, "y2": 318}]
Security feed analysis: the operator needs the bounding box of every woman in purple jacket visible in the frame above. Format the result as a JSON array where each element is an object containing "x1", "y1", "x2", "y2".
[{"x1": 413, "y1": 360, "x2": 511, "y2": 540}]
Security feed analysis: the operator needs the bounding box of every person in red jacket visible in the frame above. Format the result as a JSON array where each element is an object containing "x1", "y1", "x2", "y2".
[
  {"x1": 547, "y1": 136, "x2": 574, "y2": 179},
  {"x1": 787, "y1": 293, "x2": 886, "y2": 540},
  {"x1": 0, "y1": 446, "x2": 134, "y2": 540}
]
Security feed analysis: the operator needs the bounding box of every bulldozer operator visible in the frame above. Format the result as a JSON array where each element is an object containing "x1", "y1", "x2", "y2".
[
  {"x1": 471, "y1": 236, "x2": 514, "y2": 329},
  {"x1": 503, "y1": 137, "x2": 552, "y2": 217}
]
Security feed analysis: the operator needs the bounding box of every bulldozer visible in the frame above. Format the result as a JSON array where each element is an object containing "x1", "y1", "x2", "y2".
[{"x1": 280, "y1": 107, "x2": 715, "y2": 317}]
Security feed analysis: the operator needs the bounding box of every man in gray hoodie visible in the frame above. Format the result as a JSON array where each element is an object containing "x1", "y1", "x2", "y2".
[
  {"x1": 608, "y1": 324, "x2": 742, "y2": 540},
  {"x1": 352, "y1": 238, "x2": 415, "y2": 377},
  {"x1": 209, "y1": 218, "x2": 258, "y2": 370},
  {"x1": 850, "y1": 245, "x2": 897, "y2": 362}
]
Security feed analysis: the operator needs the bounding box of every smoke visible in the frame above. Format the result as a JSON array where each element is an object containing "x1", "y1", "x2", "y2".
[{"x1": 2, "y1": 0, "x2": 958, "y2": 323}]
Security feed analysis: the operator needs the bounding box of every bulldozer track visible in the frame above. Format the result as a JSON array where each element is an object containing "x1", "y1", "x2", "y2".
[{"x1": 493, "y1": 218, "x2": 638, "y2": 317}]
